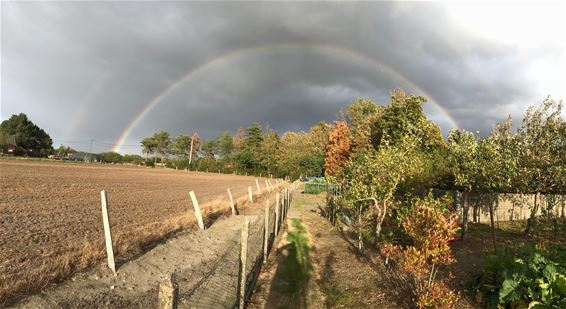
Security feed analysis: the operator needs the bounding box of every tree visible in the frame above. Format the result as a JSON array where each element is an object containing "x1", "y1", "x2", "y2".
[
  {"x1": 190, "y1": 132, "x2": 201, "y2": 162},
  {"x1": 216, "y1": 131, "x2": 234, "y2": 157},
  {"x1": 151, "y1": 131, "x2": 170, "y2": 162},
  {"x1": 324, "y1": 121, "x2": 351, "y2": 177},
  {"x1": 515, "y1": 98, "x2": 565, "y2": 230},
  {"x1": 100, "y1": 151, "x2": 123, "y2": 163},
  {"x1": 235, "y1": 123, "x2": 264, "y2": 173},
  {"x1": 141, "y1": 136, "x2": 157, "y2": 161},
  {"x1": 200, "y1": 139, "x2": 217, "y2": 157},
  {"x1": 341, "y1": 136, "x2": 424, "y2": 249},
  {"x1": 448, "y1": 130, "x2": 481, "y2": 240},
  {"x1": 0, "y1": 113, "x2": 53, "y2": 156},
  {"x1": 371, "y1": 89, "x2": 445, "y2": 152},
  {"x1": 260, "y1": 128, "x2": 280, "y2": 175},
  {"x1": 170, "y1": 134, "x2": 192, "y2": 157},
  {"x1": 342, "y1": 98, "x2": 380, "y2": 153},
  {"x1": 54, "y1": 144, "x2": 75, "y2": 158},
  {"x1": 233, "y1": 127, "x2": 245, "y2": 146}
]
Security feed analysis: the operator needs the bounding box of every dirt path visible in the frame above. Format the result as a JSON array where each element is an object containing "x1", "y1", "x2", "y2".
[{"x1": 249, "y1": 190, "x2": 408, "y2": 308}]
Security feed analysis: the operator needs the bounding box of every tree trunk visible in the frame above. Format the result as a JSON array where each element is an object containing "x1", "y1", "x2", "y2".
[
  {"x1": 489, "y1": 195, "x2": 497, "y2": 254},
  {"x1": 461, "y1": 192, "x2": 469, "y2": 241},
  {"x1": 358, "y1": 204, "x2": 363, "y2": 251},
  {"x1": 526, "y1": 192, "x2": 541, "y2": 234}
]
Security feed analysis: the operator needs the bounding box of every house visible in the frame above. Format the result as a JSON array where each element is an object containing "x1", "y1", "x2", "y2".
[{"x1": 3, "y1": 135, "x2": 16, "y2": 154}]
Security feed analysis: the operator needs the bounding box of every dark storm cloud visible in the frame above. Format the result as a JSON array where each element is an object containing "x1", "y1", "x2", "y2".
[{"x1": 1, "y1": 1, "x2": 564, "y2": 152}]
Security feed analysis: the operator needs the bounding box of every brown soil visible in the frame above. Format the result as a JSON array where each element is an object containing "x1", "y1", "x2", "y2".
[
  {"x1": 0, "y1": 159, "x2": 276, "y2": 306},
  {"x1": 249, "y1": 191, "x2": 408, "y2": 308}
]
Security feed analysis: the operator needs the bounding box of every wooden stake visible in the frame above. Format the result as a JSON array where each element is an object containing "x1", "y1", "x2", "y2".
[
  {"x1": 265, "y1": 180, "x2": 271, "y2": 193},
  {"x1": 255, "y1": 179, "x2": 261, "y2": 194},
  {"x1": 100, "y1": 190, "x2": 116, "y2": 273},
  {"x1": 158, "y1": 273, "x2": 178, "y2": 309},
  {"x1": 264, "y1": 200, "x2": 269, "y2": 263},
  {"x1": 239, "y1": 217, "x2": 249, "y2": 309},
  {"x1": 275, "y1": 193, "x2": 280, "y2": 235},
  {"x1": 248, "y1": 186, "x2": 253, "y2": 203},
  {"x1": 189, "y1": 191, "x2": 205, "y2": 230},
  {"x1": 227, "y1": 188, "x2": 236, "y2": 216}
]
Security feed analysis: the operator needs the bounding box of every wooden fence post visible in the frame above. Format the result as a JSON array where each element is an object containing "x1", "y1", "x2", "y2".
[
  {"x1": 248, "y1": 186, "x2": 253, "y2": 203},
  {"x1": 158, "y1": 273, "x2": 178, "y2": 309},
  {"x1": 239, "y1": 217, "x2": 249, "y2": 309},
  {"x1": 100, "y1": 190, "x2": 116, "y2": 273},
  {"x1": 227, "y1": 188, "x2": 236, "y2": 216},
  {"x1": 189, "y1": 191, "x2": 205, "y2": 230},
  {"x1": 255, "y1": 179, "x2": 261, "y2": 194},
  {"x1": 264, "y1": 200, "x2": 269, "y2": 263},
  {"x1": 265, "y1": 180, "x2": 271, "y2": 193},
  {"x1": 275, "y1": 193, "x2": 280, "y2": 236},
  {"x1": 283, "y1": 189, "x2": 287, "y2": 219}
]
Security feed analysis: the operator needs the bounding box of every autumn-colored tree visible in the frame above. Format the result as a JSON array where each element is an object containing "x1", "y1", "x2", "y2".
[
  {"x1": 381, "y1": 195, "x2": 459, "y2": 308},
  {"x1": 233, "y1": 126, "x2": 245, "y2": 146},
  {"x1": 190, "y1": 132, "x2": 201, "y2": 153},
  {"x1": 324, "y1": 121, "x2": 351, "y2": 177}
]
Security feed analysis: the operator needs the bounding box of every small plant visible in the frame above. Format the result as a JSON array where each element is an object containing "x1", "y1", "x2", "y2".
[
  {"x1": 471, "y1": 244, "x2": 566, "y2": 308},
  {"x1": 381, "y1": 195, "x2": 459, "y2": 308}
]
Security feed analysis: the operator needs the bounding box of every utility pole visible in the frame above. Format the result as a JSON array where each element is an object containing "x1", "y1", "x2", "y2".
[{"x1": 90, "y1": 139, "x2": 95, "y2": 153}]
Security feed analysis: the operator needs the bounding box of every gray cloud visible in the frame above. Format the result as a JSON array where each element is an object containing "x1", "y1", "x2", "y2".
[{"x1": 2, "y1": 1, "x2": 564, "y2": 153}]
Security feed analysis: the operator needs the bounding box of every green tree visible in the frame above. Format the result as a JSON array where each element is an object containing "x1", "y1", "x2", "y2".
[
  {"x1": 0, "y1": 113, "x2": 53, "y2": 156},
  {"x1": 448, "y1": 129, "x2": 481, "y2": 240},
  {"x1": 341, "y1": 136, "x2": 424, "y2": 249},
  {"x1": 235, "y1": 123, "x2": 264, "y2": 173},
  {"x1": 371, "y1": 89, "x2": 445, "y2": 152},
  {"x1": 170, "y1": 134, "x2": 192, "y2": 157},
  {"x1": 343, "y1": 98, "x2": 380, "y2": 153},
  {"x1": 200, "y1": 139, "x2": 217, "y2": 157},
  {"x1": 216, "y1": 131, "x2": 234, "y2": 157},
  {"x1": 515, "y1": 98, "x2": 565, "y2": 230},
  {"x1": 260, "y1": 128, "x2": 280, "y2": 175},
  {"x1": 152, "y1": 131, "x2": 171, "y2": 162},
  {"x1": 141, "y1": 136, "x2": 157, "y2": 161},
  {"x1": 100, "y1": 151, "x2": 123, "y2": 163}
]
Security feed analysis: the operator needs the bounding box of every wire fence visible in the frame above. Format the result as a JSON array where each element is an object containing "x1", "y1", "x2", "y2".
[{"x1": 167, "y1": 181, "x2": 298, "y2": 309}]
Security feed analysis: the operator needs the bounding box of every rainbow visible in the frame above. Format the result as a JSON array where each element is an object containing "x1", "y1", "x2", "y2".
[{"x1": 113, "y1": 43, "x2": 460, "y2": 152}]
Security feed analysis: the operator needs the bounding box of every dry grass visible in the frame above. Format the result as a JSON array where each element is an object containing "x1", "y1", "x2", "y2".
[{"x1": 0, "y1": 183, "x2": 284, "y2": 307}]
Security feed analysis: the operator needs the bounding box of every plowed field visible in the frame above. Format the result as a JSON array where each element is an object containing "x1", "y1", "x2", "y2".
[{"x1": 0, "y1": 159, "x2": 270, "y2": 305}]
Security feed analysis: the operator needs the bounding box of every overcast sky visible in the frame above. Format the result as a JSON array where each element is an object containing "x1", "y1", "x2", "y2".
[{"x1": 1, "y1": 1, "x2": 565, "y2": 154}]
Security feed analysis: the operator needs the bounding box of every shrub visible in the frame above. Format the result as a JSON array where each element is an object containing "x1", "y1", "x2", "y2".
[{"x1": 381, "y1": 195, "x2": 459, "y2": 308}]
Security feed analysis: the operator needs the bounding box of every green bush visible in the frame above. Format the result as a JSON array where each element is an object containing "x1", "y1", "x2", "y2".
[
  {"x1": 143, "y1": 160, "x2": 155, "y2": 167},
  {"x1": 471, "y1": 244, "x2": 566, "y2": 308}
]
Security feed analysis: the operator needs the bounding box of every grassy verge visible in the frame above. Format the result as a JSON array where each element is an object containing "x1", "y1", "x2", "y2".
[{"x1": 274, "y1": 219, "x2": 312, "y2": 298}]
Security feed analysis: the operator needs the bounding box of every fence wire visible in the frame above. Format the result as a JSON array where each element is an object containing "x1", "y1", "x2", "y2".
[{"x1": 180, "y1": 187, "x2": 292, "y2": 309}]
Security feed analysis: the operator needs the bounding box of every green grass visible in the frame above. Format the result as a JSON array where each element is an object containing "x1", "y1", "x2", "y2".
[
  {"x1": 320, "y1": 285, "x2": 353, "y2": 307},
  {"x1": 292, "y1": 198, "x2": 310, "y2": 211},
  {"x1": 274, "y1": 218, "x2": 312, "y2": 296}
]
